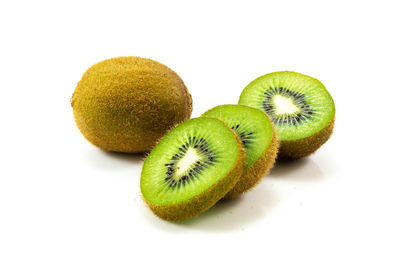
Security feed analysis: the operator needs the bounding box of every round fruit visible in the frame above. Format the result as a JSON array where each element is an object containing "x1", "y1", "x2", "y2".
[
  {"x1": 72, "y1": 57, "x2": 192, "y2": 153},
  {"x1": 140, "y1": 118, "x2": 245, "y2": 221},
  {"x1": 239, "y1": 71, "x2": 335, "y2": 159},
  {"x1": 202, "y1": 105, "x2": 278, "y2": 198}
]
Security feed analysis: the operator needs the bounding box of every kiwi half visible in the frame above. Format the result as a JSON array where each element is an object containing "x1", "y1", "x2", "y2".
[
  {"x1": 202, "y1": 105, "x2": 278, "y2": 198},
  {"x1": 72, "y1": 56, "x2": 192, "y2": 153},
  {"x1": 239, "y1": 71, "x2": 335, "y2": 160},
  {"x1": 140, "y1": 117, "x2": 245, "y2": 221}
]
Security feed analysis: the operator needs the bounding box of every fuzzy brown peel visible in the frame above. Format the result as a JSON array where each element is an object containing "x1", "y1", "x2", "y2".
[
  {"x1": 225, "y1": 129, "x2": 279, "y2": 199},
  {"x1": 72, "y1": 56, "x2": 192, "y2": 153},
  {"x1": 278, "y1": 116, "x2": 335, "y2": 160}
]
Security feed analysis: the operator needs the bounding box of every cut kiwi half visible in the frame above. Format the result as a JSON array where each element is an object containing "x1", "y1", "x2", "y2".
[
  {"x1": 202, "y1": 105, "x2": 278, "y2": 198},
  {"x1": 239, "y1": 71, "x2": 335, "y2": 159},
  {"x1": 140, "y1": 117, "x2": 245, "y2": 221}
]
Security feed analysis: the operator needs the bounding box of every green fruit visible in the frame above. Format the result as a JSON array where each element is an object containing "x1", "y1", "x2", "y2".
[
  {"x1": 202, "y1": 105, "x2": 279, "y2": 198},
  {"x1": 239, "y1": 71, "x2": 335, "y2": 159},
  {"x1": 72, "y1": 56, "x2": 192, "y2": 153},
  {"x1": 141, "y1": 118, "x2": 245, "y2": 221}
]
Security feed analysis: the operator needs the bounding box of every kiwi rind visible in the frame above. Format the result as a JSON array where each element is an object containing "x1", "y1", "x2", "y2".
[
  {"x1": 72, "y1": 56, "x2": 192, "y2": 153},
  {"x1": 239, "y1": 71, "x2": 335, "y2": 160},
  {"x1": 202, "y1": 105, "x2": 279, "y2": 198},
  {"x1": 278, "y1": 116, "x2": 334, "y2": 160},
  {"x1": 141, "y1": 118, "x2": 245, "y2": 221},
  {"x1": 225, "y1": 127, "x2": 279, "y2": 198}
]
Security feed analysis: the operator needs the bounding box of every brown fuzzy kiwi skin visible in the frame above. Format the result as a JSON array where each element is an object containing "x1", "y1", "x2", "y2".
[
  {"x1": 142, "y1": 126, "x2": 245, "y2": 221},
  {"x1": 224, "y1": 128, "x2": 279, "y2": 199},
  {"x1": 278, "y1": 115, "x2": 335, "y2": 160},
  {"x1": 71, "y1": 56, "x2": 192, "y2": 153}
]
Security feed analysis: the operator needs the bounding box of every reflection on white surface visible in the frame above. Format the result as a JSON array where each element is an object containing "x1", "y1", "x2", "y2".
[
  {"x1": 269, "y1": 158, "x2": 324, "y2": 182},
  {"x1": 85, "y1": 149, "x2": 144, "y2": 171},
  {"x1": 140, "y1": 157, "x2": 326, "y2": 232}
]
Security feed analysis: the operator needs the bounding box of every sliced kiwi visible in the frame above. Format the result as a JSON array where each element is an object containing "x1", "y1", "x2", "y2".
[
  {"x1": 202, "y1": 105, "x2": 278, "y2": 198},
  {"x1": 140, "y1": 117, "x2": 245, "y2": 221},
  {"x1": 239, "y1": 71, "x2": 335, "y2": 159}
]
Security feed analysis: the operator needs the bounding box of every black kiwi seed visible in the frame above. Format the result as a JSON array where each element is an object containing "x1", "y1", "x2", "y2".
[
  {"x1": 229, "y1": 124, "x2": 255, "y2": 149},
  {"x1": 262, "y1": 87, "x2": 314, "y2": 126},
  {"x1": 163, "y1": 136, "x2": 217, "y2": 188}
]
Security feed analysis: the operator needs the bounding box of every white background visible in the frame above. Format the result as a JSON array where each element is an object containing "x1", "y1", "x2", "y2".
[{"x1": 1, "y1": 0, "x2": 399, "y2": 266}]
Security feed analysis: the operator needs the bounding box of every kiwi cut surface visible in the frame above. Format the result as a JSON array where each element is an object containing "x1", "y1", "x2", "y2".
[
  {"x1": 72, "y1": 56, "x2": 192, "y2": 153},
  {"x1": 202, "y1": 105, "x2": 278, "y2": 198},
  {"x1": 141, "y1": 117, "x2": 245, "y2": 221},
  {"x1": 239, "y1": 71, "x2": 335, "y2": 159}
]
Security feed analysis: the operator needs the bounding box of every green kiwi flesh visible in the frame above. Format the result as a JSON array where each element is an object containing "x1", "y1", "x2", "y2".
[
  {"x1": 140, "y1": 117, "x2": 245, "y2": 221},
  {"x1": 202, "y1": 105, "x2": 278, "y2": 198},
  {"x1": 239, "y1": 71, "x2": 335, "y2": 159}
]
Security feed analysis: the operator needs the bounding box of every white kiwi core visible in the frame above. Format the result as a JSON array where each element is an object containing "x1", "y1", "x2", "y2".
[
  {"x1": 175, "y1": 147, "x2": 202, "y2": 176},
  {"x1": 273, "y1": 95, "x2": 299, "y2": 115}
]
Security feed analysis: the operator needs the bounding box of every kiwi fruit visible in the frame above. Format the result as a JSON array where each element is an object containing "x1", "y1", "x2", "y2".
[
  {"x1": 202, "y1": 105, "x2": 278, "y2": 198},
  {"x1": 239, "y1": 71, "x2": 335, "y2": 160},
  {"x1": 140, "y1": 117, "x2": 245, "y2": 221},
  {"x1": 71, "y1": 56, "x2": 192, "y2": 153}
]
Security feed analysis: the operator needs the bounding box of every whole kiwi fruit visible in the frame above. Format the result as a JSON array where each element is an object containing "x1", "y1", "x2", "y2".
[{"x1": 72, "y1": 56, "x2": 192, "y2": 153}]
